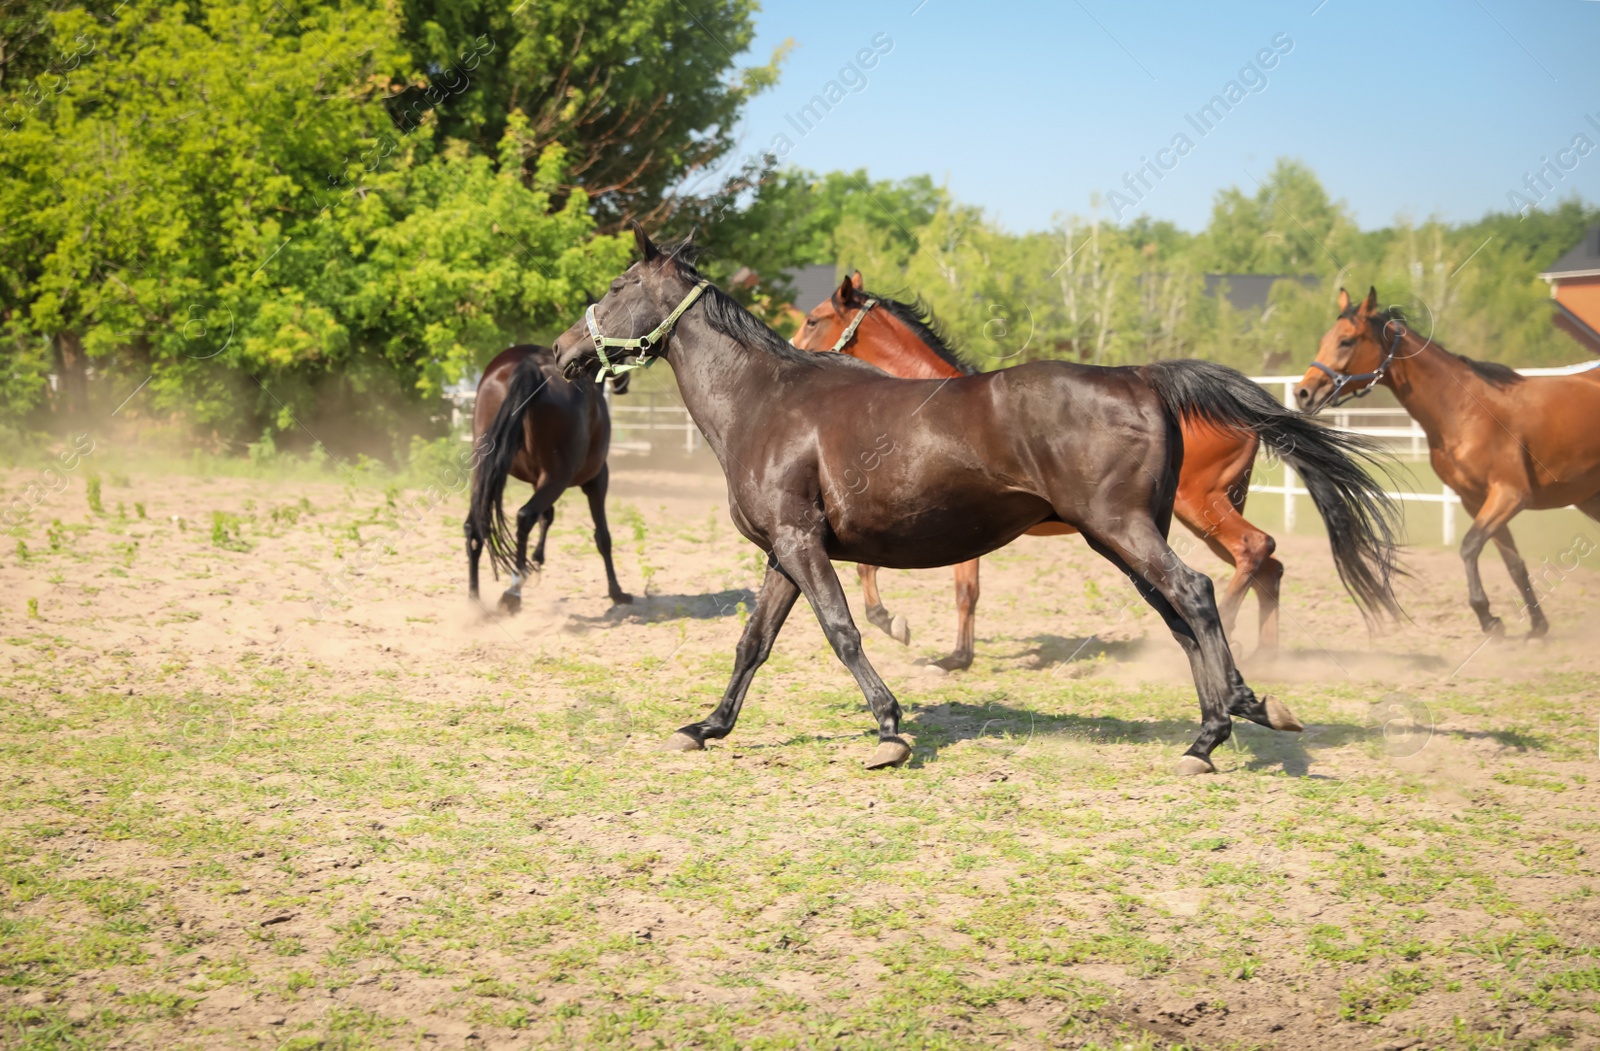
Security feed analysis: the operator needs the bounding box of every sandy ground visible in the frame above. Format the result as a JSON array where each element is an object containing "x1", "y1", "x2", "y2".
[{"x1": 2, "y1": 455, "x2": 1598, "y2": 1050}]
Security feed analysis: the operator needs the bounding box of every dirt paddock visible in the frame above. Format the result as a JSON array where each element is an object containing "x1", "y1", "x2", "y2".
[{"x1": 2, "y1": 459, "x2": 1599, "y2": 1050}]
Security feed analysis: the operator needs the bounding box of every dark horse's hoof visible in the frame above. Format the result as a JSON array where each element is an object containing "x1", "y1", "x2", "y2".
[
  {"x1": 498, "y1": 592, "x2": 522, "y2": 615},
  {"x1": 1176, "y1": 755, "x2": 1216, "y2": 776},
  {"x1": 662, "y1": 732, "x2": 704, "y2": 752},
  {"x1": 1484, "y1": 616, "x2": 1505, "y2": 638},
  {"x1": 1264, "y1": 696, "x2": 1303, "y2": 733},
  {"x1": 865, "y1": 737, "x2": 912, "y2": 769},
  {"x1": 611, "y1": 591, "x2": 634, "y2": 605}
]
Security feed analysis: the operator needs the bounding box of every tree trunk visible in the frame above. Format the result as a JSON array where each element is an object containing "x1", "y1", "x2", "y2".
[{"x1": 54, "y1": 331, "x2": 89, "y2": 419}]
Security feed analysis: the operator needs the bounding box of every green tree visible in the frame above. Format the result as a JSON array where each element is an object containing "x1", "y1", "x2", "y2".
[
  {"x1": 391, "y1": 0, "x2": 787, "y2": 228},
  {"x1": 0, "y1": 0, "x2": 628, "y2": 447}
]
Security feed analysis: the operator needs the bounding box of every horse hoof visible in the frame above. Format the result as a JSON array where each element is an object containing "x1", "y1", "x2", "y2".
[
  {"x1": 662, "y1": 732, "x2": 704, "y2": 752},
  {"x1": 889, "y1": 615, "x2": 911, "y2": 646},
  {"x1": 612, "y1": 591, "x2": 634, "y2": 605},
  {"x1": 1485, "y1": 617, "x2": 1505, "y2": 638},
  {"x1": 1265, "y1": 696, "x2": 1303, "y2": 733},
  {"x1": 933, "y1": 653, "x2": 973, "y2": 673},
  {"x1": 1176, "y1": 755, "x2": 1216, "y2": 776},
  {"x1": 498, "y1": 593, "x2": 522, "y2": 615},
  {"x1": 865, "y1": 737, "x2": 912, "y2": 769}
]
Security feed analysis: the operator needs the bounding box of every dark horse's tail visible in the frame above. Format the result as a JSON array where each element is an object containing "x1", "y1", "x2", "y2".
[
  {"x1": 468, "y1": 357, "x2": 543, "y2": 579},
  {"x1": 1142, "y1": 359, "x2": 1402, "y2": 620}
]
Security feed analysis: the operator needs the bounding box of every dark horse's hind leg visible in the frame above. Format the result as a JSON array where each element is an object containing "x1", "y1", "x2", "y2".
[
  {"x1": 465, "y1": 518, "x2": 485, "y2": 601},
  {"x1": 665, "y1": 560, "x2": 799, "y2": 750},
  {"x1": 1082, "y1": 520, "x2": 1301, "y2": 775},
  {"x1": 581, "y1": 464, "x2": 632, "y2": 604},
  {"x1": 500, "y1": 482, "x2": 564, "y2": 614},
  {"x1": 530, "y1": 507, "x2": 556, "y2": 569}
]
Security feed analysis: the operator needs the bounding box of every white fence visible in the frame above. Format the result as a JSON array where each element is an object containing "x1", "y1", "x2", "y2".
[{"x1": 448, "y1": 361, "x2": 1600, "y2": 547}]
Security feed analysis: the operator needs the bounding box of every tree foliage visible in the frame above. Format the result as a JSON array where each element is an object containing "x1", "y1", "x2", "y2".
[
  {"x1": 737, "y1": 158, "x2": 1599, "y2": 375},
  {"x1": 0, "y1": 0, "x2": 770, "y2": 449}
]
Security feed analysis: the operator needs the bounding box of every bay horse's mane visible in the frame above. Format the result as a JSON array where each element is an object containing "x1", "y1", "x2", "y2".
[
  {"x1": 861, "y1": 288, "x2": 979, "y2": 377},
  {"x1": 659, "y1": 241, "x2": 874, "y2": 372},
  {"x1": 1347, "y1": 302, "x2": 1524, "y2": 390}
]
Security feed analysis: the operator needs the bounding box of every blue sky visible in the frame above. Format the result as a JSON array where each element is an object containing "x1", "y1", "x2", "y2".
[{"x1": 726, "y1": 0, "x2": 1600, "y2": 232}]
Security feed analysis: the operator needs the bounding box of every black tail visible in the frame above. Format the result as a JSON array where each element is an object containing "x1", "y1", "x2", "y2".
[
  {"x1": 468, "y1": 357, "x2": 544, "y2": 579},
  {"x1": 1142, "y1": 359, "x2": 1403, "y2": 620}
]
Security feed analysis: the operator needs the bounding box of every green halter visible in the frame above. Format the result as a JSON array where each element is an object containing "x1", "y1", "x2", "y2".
[
  {"x1": 585, "y1": 280, "x2": 710, "y2": 380},
  {"x1": 828, "y1": 298, "x2": 878, "y2": 353}
]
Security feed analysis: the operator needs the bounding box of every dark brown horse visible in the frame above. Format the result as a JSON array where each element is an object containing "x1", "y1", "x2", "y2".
[
  {"x1": 465, "y1": 345, "x2": 631, "y2": 612},
  {"x1": 1297, "y1": 287, "x2": 1600, "y2": 636},
  {"x1": 793, "y1": 272, "x2": 1296, "y2": 667},
  {"x1": 554, "y1": 228, "x2": 1401, "y2": 774}
]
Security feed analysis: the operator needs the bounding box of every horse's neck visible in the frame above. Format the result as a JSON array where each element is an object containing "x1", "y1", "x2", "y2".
[
  {"x1": 854, "y1": 315, "x2": 963, "y2": 380},
  {"x1": 666, "y1": 313, "x2": 789, "y2": 455},
  {"x1": 1384, "y1": 334, "x2": 1480, "y2": 440}
]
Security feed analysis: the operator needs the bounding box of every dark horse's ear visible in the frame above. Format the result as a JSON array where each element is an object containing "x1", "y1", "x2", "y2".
[
  {"x1": 1336, "y1": 288, "x2": 1352, "y2": 314},
  {"x1": 630, "y1": 220, "x2": 659, "y2": 262},
  {"x1": 1360, "y1": 287, "x2": 1379, "y2": 316},
  {"x1": 834, "y1": 274, "x2": 858, "y2": 309}
]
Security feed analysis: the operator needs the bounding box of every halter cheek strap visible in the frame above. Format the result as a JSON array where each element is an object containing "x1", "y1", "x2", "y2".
[
  {"x1": 826, "y1": 298, "x2": 878, "y2": 353},
  {"x1": 585, "y1": 280, "x2": 710, "y2": 380},
  {"x1": 1309, "y1": 321, "x2": 1404, "y2": 408}
]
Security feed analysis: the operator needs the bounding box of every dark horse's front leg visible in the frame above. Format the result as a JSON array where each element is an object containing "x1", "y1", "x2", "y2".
[
  {"x1": 665, "y1": 559, "x2": 799, "y2": 750},
  {"x1": 785, "y1": 530, "x2": 912, "y2": 767},
  {"x1": 668, "y1": 534, "x2": 912, "y2": 769}
]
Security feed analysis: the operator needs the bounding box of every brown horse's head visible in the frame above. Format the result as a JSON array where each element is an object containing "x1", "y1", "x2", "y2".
[
  {"x1": 791, "y1": 271, "x2": 867, "y2": 352},
  {"x1": 1295, "y1": 287, "x2": 1388, "y2": 413}
]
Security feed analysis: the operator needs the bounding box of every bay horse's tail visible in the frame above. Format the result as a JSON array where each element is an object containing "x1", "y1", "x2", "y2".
[
  {"x1": 1142, "y1": 359, "x2": 1402, "y2": 620},
  {"x1": 469, "y1": 357, "x2": 544, "y2": 579}
]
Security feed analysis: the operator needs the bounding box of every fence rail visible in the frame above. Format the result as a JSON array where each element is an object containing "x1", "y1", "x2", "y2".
[{"x1": 446, "y1": 361, "x2": 1600, "y2": 546}]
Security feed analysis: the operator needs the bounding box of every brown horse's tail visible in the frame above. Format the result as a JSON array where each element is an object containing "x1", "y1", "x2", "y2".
[
  {"x1": 469, "y1": 356, "x2": 545, "y2": 579},
  {"x1": 1142, "y1": 359, "x2": 1403, "y2": 621}
]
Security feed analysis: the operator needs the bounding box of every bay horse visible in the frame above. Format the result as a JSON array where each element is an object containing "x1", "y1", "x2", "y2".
[
  {"x1": 464, "y1": 345, "x2": 632, "y2": 612},
  {"x1": 794, "y1": 272, "x2": 1292, "y2": 668},
  {"x1": 1297, "y1": 287, "x2": 1600, "y2": 637},
  {"x1": 553, "y1": 227, "x2": 1401, "y2": 774}
]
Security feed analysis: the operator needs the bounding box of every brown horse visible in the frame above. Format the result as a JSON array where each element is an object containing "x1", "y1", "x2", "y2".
[
  {"x1": 553, "y1": 228, "x2": 1400, "y2": 774},
  {"x1": 464, "y1": 345, "x2": 632, "y2": 612},
  {"x1": 791, "y1": 273, "x2": 1309, "y2": 666},
  {"x1": 1297, "y1": 287, "x2": 1600, "y2": 636}
]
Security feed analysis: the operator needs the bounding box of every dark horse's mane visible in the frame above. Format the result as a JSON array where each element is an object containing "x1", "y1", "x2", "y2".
[
  {"x1": 659, "y1": 241, "x2": 869, "y2": 371},
  {"x1": 859, "y1": 288, "x2": 979, "y2": 376},
  {"x1": 1350, "y1": 303, "x2": 1524, "y2": 389}
]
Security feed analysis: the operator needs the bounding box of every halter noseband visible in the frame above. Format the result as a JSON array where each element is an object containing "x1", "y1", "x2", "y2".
[
  {"x1": 825, "y1": 298, "x2": 878, "y2": 353},
  {"x1": 585, "y1": 280, "x2": 710, "y2": 380},
  {"x1": 1308, "y1": 319, "x2": 1405, "y2": 408}
]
